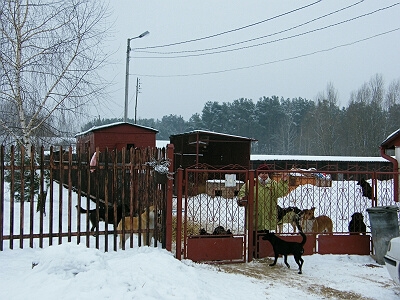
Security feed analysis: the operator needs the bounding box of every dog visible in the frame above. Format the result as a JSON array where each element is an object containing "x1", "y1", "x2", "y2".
[
  {"x1": 212, "y1": 225, "x2": 232, "y2": 235},
  {"x1": 262, "y1": 229, "x2": 306, "y2": 274},
  {"x1": 357, "y1": 178, "x2": 372, "y2": 199},
  {"x1": 348, "y1": 212, "x2": 367, "y2": 234},
  {"x1": 199, "y1": 228, "x2": 211, "y2": 235},
  {"x1": 300, "y1": 207, "x2": 333, "y2": 233},
  {"x1": 277, "y1": 205, "x2": 302, "y2": 233},
  {"x1": 117, "y1": 205, "x2": 156, "y2": 248},
  {"x1": 199, "y1": 226, "x2": 232, "y2": 235},
  {"x1": 76, "y1": 203, "x2": 124, "y2": 232}
]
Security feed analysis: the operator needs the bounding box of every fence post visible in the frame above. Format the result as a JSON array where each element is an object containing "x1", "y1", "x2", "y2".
[
  {"x1": 247, "y1": 170, "x2": 255, "y2": 262},
  {"x1": 29, "y1": 145, "x2": 35, "y2": 248},
  {"x1": 67, "y1": 146, "x2": 73, "y2": 243},
  {"x1": 175, "y1": 168, "x2": 183, "y2": 260},
  {"x1": 0, "y1": 145, "x2": 3, "y2": 251},
  {"x1": 165, "y1": 144, "x2": 174, "y2": 251},
  {"x1": 372, "y1": 172, "x2": 378, "y2": 207},
  {"x1": 39, "y1": 146, "x2": 45, "y2": 248}
]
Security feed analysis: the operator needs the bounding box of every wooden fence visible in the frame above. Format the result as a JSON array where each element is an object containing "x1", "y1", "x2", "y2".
[{"x1": 0, "y1": 145, "x2": 174, "y2": 252}]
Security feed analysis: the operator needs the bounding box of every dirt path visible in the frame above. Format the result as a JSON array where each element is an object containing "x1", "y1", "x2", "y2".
[{"x1": 218, "y1": 258, "x2": 375, "y2": 300}]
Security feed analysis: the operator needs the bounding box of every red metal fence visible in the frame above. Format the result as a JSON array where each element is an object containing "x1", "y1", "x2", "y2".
[
  {"x1": 175, "y1": 166, "x2": 400, "y2": 262},
  {"x1": 2, "y1": 145, "x2": 400, "y2": 264},
  {"x1": 0, "y1": 145, "x2": 173, "y2": 252}
]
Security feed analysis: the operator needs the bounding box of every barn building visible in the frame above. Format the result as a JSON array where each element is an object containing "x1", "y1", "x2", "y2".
[{"x1": 75, "y1": 122, "x2": 158, "y2": 153}]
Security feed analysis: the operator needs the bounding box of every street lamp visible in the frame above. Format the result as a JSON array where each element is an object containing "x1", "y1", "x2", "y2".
[{"x1": 124, "y1": 31, "x2": 150, "y2": 122}]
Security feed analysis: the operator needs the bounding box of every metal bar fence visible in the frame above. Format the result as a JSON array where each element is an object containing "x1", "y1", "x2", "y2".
[
  {"x1": 177, "y1": 166, "x2": 400, "y2": 261},
  {"x1": 0, "y1": 145, "x2": 170, "y2": 251}
]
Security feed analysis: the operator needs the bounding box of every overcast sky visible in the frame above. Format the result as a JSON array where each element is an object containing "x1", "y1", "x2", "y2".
[{"x1": 92, "y1": 0, "x2": 400, "y2": 122}]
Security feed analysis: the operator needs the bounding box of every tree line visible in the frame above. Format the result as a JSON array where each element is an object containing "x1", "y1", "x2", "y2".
[{"x1": 82, "y1": 74, "x2": 400, "y2": 156}]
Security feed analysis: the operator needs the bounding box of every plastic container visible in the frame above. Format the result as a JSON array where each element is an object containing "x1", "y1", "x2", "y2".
[
  {"x1": 367, "y1": 206, "x2": 400, "y2": 265},
  {"x1": 384, "y1": 236, "x2": 400, "y2": 285}
]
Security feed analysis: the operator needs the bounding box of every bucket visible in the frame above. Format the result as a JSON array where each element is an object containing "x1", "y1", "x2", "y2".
[{"x1": 367, "y1": 206, "x2": 400, "y2": 265}]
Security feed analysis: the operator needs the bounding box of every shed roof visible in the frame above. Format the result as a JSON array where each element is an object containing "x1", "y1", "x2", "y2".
[
  {"x1": 380, "y1": 128, "x2": 400, "y2": 149},
  {"x1": 251, "y1": 154, "x2": 390, "y2": 162},
  {"x1": 170, "y1": 130, "x2": 256, "y2": 141},
  {"x1": 75, "y1": 122, "x2": 158, "y2": 137}
]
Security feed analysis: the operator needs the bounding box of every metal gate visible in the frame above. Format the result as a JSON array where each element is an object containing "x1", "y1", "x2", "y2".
[
  {"x1": 175, "y1": 166, "x2": 251, "y2": 263},
  {"x1": 175, "y1": 167, "x2": 309, "y2": 263},
  {"x1": 173, "y1": 167, "x2": 400, "y2": 263}
]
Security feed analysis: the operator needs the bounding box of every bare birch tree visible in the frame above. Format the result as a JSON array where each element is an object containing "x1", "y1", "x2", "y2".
[
  {"x1": 309, "y1": 83, "x2": 341, "y2": 155},
  {"x1": 0, "y1": 0, "x2": 110, "y2": 148},
  {"x1": 385, "y1": 78, "x2": 400, "y2": 108}
]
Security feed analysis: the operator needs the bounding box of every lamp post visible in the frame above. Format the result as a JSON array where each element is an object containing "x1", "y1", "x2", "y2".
[{"x1": 124, "y1": 31, "x2": 149, "y2": 122}]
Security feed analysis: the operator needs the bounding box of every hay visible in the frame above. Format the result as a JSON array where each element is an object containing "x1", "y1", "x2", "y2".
[{"x1": 171, "y1": 215, "x2": 199, "y2": 241}]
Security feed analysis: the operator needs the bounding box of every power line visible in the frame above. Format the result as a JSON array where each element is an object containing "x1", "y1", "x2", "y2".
[
  {"x1": 134, "y1": 27, "x2": 400, "y2": 78},
  {"x1": 134, "y1": 3, "x2": 399, "y2": 59},
  {"x1": 136, "y1": 0, "x2": 365, "y2": 55},
  {"x1": 135, "y1": 0, "x2": 323, "y2": 50}
]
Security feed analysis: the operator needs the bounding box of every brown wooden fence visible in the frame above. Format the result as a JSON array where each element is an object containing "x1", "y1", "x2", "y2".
[{"x1": 0, "y1": 144, "x2": 174, "y2": 252}]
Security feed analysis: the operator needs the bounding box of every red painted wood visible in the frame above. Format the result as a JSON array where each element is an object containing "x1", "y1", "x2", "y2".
[{"x1": 76, "y1": 123, "x2": 157, "y2": 153}]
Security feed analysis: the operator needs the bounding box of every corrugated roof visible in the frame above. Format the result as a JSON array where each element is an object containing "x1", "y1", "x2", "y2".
[{"x1": 75, "y1": 122, "x2": 158, "y2": 137}]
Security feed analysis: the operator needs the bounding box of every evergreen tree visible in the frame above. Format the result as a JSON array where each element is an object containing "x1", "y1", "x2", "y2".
[
  {"x1": 78, "y1": 75, "x2": 400, "y2": 156},
  {"x1": 5, "y1": 148, "x2": 40, "y2": 203}
]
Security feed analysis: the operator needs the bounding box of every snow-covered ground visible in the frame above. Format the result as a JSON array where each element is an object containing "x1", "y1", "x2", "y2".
[
  {"x1": 0, "y1": 243, "x2": 399, "y2": 299},
  {"x1": 1, "y1": 182, "x2": 400, "y2": 299}
]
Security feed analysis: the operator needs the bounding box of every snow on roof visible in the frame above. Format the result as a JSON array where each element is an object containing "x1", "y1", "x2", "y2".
[
  {"x1": 75, "y1": 122, "x2": 158, "y2": 137},
  {"x1": 251, "y1": 154, "x2": 389, "y2": 162},
  {"x1": 156, "y1": 140, "x2": 170, "y2": 148},
  {"x1": 381, "y1": 127, "x2": 400, "y2": 148},
  {"x1": 170, "y1": 130, "x2": 256, "y2": 141}
]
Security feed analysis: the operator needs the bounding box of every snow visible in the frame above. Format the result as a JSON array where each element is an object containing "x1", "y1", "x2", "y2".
[
  {"x1": 1, "y1": 184, "x2": 400, "y2": 299},
  {"x1": 1, "y1": 244, "x2": 399, "y2": 299},
  {"x1": 156, "y1": 140, "x2": 170, "y2": 148},
  {"x1": 170, "y1": 130, "x2": 255, "y2": 141},
  {"x1": 381, "y1": 127, "x2": 400, "y2": 147},
  {"x1": 251, "y1": 154, "x2": 390, "y2": 162},
  {"x1": 74, "y1": 122, "x2": 158, "y2": 137}
]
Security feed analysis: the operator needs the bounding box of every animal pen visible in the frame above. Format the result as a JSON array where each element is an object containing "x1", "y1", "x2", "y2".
[
  {"x1": 1, "y1": 145, "x2": 400, "y2": 265},
  {"x1": 174, "y1": 165, "x2": 400, "y2": 263}
]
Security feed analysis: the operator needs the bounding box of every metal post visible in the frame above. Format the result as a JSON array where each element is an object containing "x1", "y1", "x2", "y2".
[
  {"x1": 134, "y1": 77, "x2": 139, "y2": 124},
  {"x1": 124, "y1": 38, "x2": 131, "y2": 122},
  {"x1": 123, "y1": 31, "x2": 149, "y2": 123}
]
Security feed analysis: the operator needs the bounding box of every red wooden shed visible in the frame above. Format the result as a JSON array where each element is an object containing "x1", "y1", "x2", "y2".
[{"x1": 75, "y1": 122, "x2": 158, "y2": 153}]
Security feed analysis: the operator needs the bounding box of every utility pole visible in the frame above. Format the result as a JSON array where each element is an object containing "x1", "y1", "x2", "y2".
[
  {"x1": 134, "y1": 77, "x2": 141, "y2": 124},
  {"x1": 124, "y1": 31, "x2": 149, "y2": 122}
]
